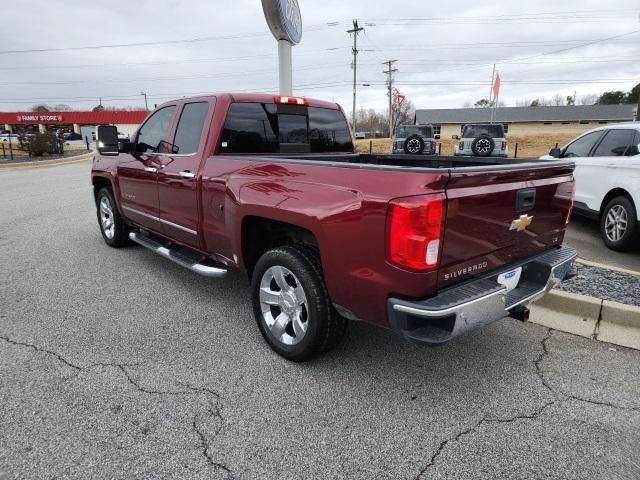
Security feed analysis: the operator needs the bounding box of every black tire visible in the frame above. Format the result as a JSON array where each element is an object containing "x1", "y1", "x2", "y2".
[
  {"x1": 251, "y1": 245, "x2": 347, "y2": 361},
  {"x1": 471, "y1": 135, "x2": 495, "y2": 157},
  {"x1": 96, "y1": 187, "x2": 130, "y2": 248},
  {"x1": 600, "y1": 196, "x2": 638, "y2": 252},
  {"x1": 403, "y1": 134, "x2": 425, "y2": 155}
]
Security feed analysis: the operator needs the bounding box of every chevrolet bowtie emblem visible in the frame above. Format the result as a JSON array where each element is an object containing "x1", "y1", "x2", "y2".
[{"x1": 510, "y1": 214, "x2": 533, "y2": 232}]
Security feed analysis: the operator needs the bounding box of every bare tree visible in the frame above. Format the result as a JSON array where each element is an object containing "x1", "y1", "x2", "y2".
[
  {"x1": 53, "y1": 104, "x2": 73, "y2": 111},
  {"x1": 552, "y1": 94, "x2": 565, "y2": 106},
  {"x1": 31, "y1": 104, "x2": 50, "y2": 112},
  {"x1": 392, "y1": 89, "x2": 415, "y2": 133},
  {"x1": 579, "y1": 94, "x2": 599, "y2": 105}
]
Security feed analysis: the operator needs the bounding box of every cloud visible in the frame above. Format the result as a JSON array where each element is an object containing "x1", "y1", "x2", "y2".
[{"x1": 0, "y1": 0, "x2": 638, "y2": 112}]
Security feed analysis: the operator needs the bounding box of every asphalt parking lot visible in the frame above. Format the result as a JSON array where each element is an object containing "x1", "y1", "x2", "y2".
[
  {"x1": 565, "y1": 215, "x2": 640, "y2": 273},
  {"x1": 1, "y1": 160, "x2": 640, "y2": 480}
]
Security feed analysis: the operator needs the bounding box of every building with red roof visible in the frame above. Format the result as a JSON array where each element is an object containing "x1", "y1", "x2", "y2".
[{"x1": 0, "y1": 110, "x2": 149, "y2": 136}]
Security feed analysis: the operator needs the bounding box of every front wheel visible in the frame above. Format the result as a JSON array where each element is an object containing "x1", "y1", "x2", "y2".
[
  {"x1": 600, "y1": 196, "x2": 638, "y2": 252},
  {"x1": 96, "y1": 187, "x2": 130, "y2": 247},
  {"x1": 251, "y1": 245, "x2": 347, "y2": 361}
]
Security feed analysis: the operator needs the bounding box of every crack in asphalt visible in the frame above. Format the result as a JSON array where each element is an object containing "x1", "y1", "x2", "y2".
[
  {"x1": 0, "y1": 335, "x2": 83, "y2": 372},
  {"x1": 0, "y1": 335, "x2": 233, "y2": 477},
  {"x1": 414, "y1": 327, "x2": 639, "y2": 479}
]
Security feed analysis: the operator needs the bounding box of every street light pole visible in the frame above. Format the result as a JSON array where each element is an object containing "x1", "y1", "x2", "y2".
[{"x1": 141, "y1": 92, "x2": 148, "y2": 111}]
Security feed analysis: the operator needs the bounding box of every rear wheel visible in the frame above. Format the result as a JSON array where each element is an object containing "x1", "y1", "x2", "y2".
[
  {"x1": 96, "y1": 187, "x2": 130, "y2": 247},
  {"x1": 403, "y1": 134, "x2": 425, "y2": 155},
  {"x1": 600, "y1": 196, "x2": 638, "y2": 251},
  {"x1": 471, "y1": 135, "x2": 495, "y2": 157},
  {"x1": 251, "y1": 245, "x2": 347, "y2": 361}
]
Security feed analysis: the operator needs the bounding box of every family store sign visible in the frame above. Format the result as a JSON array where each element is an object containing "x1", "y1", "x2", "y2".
[{"x1": 16, "y1": 114, "x2": 63, "y2": 122}]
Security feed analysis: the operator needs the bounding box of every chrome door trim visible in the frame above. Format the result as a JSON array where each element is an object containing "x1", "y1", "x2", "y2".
[{"x1": 122, "y1": 205, "x2": 197, "y2": 235}]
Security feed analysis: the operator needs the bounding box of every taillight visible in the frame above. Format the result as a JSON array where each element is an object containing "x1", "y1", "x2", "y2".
[
  {"x1": 501, "y1": 141, "x2": 507, "y2": 150},
  {"x1": 274, "y1": 95, "x2": 308, "y2": 105},
  {"x1": 458, "y1": 141, "x2": 464, "y2": 150},
  {"x1": 387, "y1": 194, "x2": 445, "y2": 272},
  {"x1": 431, "y1": 141, "x2": 437, "y2": 151}
]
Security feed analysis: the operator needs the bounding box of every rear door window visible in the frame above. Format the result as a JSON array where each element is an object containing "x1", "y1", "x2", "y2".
[
  {"x1": 173, "y1": 102, "x2": 209, "y2": 155},
  {"x1": 462, "y1": 125, "x2": 504, "y2": 138},
  {"x1": 592, "y1": 129, "x2": 636, "y2": 157},
  {"x1": 220, "y1": 103, "x2": 353, "y2": 154},
  {"x1": 397, "y1": 125, "x2": 432, "y2": 138},
  {"x1": 563, "y1": 131, "x2": 604, "y2": 158}
]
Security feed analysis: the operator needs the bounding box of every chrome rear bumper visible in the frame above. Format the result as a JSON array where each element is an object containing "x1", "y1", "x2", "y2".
[{"x1": 388, "y1": 246, "x2": 577, "y2": 345}]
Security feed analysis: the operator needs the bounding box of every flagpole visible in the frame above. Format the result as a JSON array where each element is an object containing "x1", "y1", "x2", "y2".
[
  {"x1": 490, "y1": 68, "x2": 498, "y2": 124},
  {"x1": 488, "y1": 64, "x2": 495, "y2": 105}
]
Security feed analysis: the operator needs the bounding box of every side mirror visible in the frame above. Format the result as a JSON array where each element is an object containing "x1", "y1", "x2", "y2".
[
  {"x1": 451, "y1": 134, "x2": 459, "y2": 140},
  {"x1": 157, "y1": 140, "x2": 180, "y2": 154},
  {"x1": 434, "y1": 134, "x2": 441, "y2": 140},
  {"x1": 549, "y1": 148, "x2": 562, "y2": 158},
  {"x1": 96, "y1": 125, "x2": 119, "y2": 155}
]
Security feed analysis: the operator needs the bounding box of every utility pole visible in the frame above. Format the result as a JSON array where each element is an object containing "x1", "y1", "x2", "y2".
[
  {"x1": 383, "y1": 60, "x2": 398, "y2": 137},
  {"x1": 347, "y1": 20, "x2": 364, "y2": 132},
  {"x1": 141, "y1": 91, "x2": 148, "y2": 111}
]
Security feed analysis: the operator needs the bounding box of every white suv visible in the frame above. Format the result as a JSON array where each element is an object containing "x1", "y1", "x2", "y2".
[
  {"x1": 453, "y1": 124, "x2": 508, "y2": 157},
  {"x1": 544, "y1": 123, "x2": 640, "y2": 251}
]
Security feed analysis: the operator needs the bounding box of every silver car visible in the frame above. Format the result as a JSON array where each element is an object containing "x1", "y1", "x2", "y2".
[
  {"x1": 453, "y1": 124, "x2": 508, "y2": 157},
  {"x1": 392, "y1": 124, "x2": 437, "y2": 155}
]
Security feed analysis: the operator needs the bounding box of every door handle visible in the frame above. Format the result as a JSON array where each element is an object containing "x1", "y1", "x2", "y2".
[
  {"x1": 144, "y1": 166, "x2": 158, "y2": 173},
  {"x1": 607, "y1": 164, "x2": 617, "y2": 168},
  {"x1": 179, "y1": 170, "x2": 196, "y2": 179}
]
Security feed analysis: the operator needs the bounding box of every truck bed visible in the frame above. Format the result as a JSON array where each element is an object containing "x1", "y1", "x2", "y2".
[{"x1": 256, "y1": 153, "x2": 571, "y2": 171}]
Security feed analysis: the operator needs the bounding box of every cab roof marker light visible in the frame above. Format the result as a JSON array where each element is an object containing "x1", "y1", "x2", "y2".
[{"x1": 274, "y1": 96, "x2": 308, "y2": 106}]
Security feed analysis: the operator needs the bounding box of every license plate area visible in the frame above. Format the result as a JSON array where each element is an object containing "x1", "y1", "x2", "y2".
[{"x1": 497, "y1": 267, "x2": 522, "y2": 292}]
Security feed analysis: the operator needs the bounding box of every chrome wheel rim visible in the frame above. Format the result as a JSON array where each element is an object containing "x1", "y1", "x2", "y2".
[
  {"x1": 259, "y1": 266, "x2": 309, "y2": 346},
  {"x1": 476, "y1": 138, "x2": 491, "y2": 154},
  {"x1": 99, "y1": 196, "x2": 115, "y2": 240},
  {"x1": 605, "y1": 205, "x2": 628, "y2": 242},
  {"x1": 407, "y1": 138, "x2": 421, "y2": 153}
]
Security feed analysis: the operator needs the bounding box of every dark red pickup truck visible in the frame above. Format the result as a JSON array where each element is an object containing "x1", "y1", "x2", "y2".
[{"x1": 92, "y1": 93, "x2": 577, "y2": 360}]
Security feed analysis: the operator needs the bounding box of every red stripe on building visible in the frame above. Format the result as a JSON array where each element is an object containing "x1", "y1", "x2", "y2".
[{"x1": 0, "y1": 111, "x2": 148, "y2": 125}]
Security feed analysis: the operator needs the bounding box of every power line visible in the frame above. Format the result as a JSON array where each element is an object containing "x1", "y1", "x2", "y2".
[{"x1": 0, "y1": 22, "x2": 344, "y2": 56}]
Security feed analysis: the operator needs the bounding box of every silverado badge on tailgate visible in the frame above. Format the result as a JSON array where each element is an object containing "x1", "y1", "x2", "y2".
[{"x1": 509, "y1": 214, "x2": 533, "y2": 232}]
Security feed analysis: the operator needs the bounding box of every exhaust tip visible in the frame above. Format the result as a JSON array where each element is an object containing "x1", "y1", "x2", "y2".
[{"x1": 508, "y1": 305, "x2": 530, "y2": 322}]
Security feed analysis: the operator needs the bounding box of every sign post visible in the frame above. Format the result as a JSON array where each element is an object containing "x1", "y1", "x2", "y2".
[{"x1": 262, "y1": 0, "x2": 302, "y2": 96}]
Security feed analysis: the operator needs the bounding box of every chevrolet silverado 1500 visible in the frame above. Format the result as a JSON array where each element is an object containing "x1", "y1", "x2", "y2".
[{"x1": 92, "y1": 93, "x2": 577, "y2": 360}]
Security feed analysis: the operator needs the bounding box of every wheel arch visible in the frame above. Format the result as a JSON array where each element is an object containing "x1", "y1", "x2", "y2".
[
  {"x1": 600, "y1": 188, "x2": 636, "y2": 218},
  {"x1": 241, "y1": 215, "x2": 320, "y2": 278}
]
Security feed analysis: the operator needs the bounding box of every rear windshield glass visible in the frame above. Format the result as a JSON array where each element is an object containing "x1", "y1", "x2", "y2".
[
  {"x1": 462, "y1": 124, "x2": 505, "y2": 138},
  {"x1": 396, "y1": 125, "x2": 433, "y2": 138},
  {"x1": 220, "y1": 103, "x2": 353, "y2": 154}
]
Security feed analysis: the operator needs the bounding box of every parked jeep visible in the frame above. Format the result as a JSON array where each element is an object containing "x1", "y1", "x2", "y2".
[
  {"x1": 392, "y1": 124, "x2": 437, "y2": 155},
  {"x1": 454, "y1": 124, "x2": 508, "y2": 157}
]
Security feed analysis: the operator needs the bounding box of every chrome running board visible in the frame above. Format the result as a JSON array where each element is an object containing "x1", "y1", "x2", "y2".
[{"x1": 129, "y1": 231, "x2": 227, "y2": 278}]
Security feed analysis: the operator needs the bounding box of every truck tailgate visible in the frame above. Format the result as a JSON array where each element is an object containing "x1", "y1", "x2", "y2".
[{"x1": 439, "y1": 162, "x2": 575, "y2": 288}]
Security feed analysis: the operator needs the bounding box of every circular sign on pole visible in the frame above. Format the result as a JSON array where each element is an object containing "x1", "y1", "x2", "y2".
[{"x1": 262, "y1": 0, "x2": 302, "y2": 45}]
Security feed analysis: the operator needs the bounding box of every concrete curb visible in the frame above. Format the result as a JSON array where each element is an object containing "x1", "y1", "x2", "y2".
[
  {"x1": 0, "y1": 150, "x2": 94, "y2": 170},
  {"x1": 529, "y1": 289, "x2": 640, "y2": 351}
]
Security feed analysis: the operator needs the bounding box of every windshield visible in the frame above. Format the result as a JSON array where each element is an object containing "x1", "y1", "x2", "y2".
[
  {"x1": 396, "y1": 125, "x2": 433, "y2": 138},
  {"x1": 462, "y1": 124, "x2": 505, "y2": 138}
]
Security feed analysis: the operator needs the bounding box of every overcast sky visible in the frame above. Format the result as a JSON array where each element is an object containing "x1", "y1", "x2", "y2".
[{"x1": 1, "y1": 0, "x2": 638, "y2": 113}]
